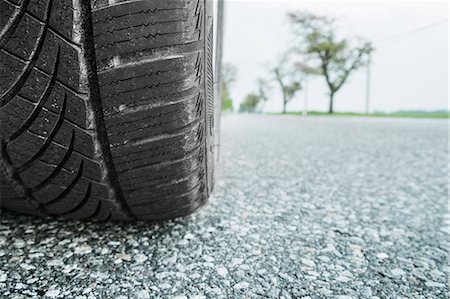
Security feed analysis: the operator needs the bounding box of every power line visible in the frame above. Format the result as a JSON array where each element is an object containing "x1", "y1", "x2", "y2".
[
  {"x1": 364, "y1": 18, "x2": 447, "y2": 115},
  {"x1": 374, "y1": 18, "x2": 448, "y2": 44}
]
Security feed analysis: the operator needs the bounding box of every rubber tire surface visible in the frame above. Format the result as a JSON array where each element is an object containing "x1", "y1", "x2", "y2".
[{"x1": 0, "y1": 0, "x2": 216, "y2": 221}]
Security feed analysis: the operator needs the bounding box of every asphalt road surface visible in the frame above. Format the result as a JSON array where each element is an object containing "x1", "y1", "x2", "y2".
[{"x1": 1, "y1": 115, "x2": 448, "y2": 298}]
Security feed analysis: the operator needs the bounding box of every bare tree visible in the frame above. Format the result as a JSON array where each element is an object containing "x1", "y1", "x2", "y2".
[
  {"x1": 256, "y1": 78, "x2": 271, "y2": 112},
  {"x1": 271, "y1": 55, "x2": 302, "y2": 114},
  {"x1": 289, "y1": 11, "x2": 373, "y2": 113}
]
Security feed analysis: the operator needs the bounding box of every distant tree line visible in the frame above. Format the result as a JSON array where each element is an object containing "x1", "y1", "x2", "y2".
[{"x1": 223, "y1": 11, "x2": 373, "y2": 114}]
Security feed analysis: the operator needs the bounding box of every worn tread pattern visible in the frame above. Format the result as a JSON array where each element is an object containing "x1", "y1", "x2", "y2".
[{"x1": 0, "y1": 0, "x2": 216, "y2": 221}]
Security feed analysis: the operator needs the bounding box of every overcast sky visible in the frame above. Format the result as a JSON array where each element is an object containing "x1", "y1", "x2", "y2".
[{"x1": 222, "y1": 1, "x2": 449, "y2": 113}]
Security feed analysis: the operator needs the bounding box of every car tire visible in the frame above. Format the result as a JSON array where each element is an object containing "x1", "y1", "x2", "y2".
[{"x1": 0, "y1": 0, "x2": 217, "y2": 221}]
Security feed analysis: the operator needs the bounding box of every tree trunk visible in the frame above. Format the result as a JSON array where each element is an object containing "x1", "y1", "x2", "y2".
[
  {"x1": 282, "y1": 97, "x2": 287, "y2": 114},
  {"x1": 328, "y1": 93, "x2": 334, "y2": 114}
]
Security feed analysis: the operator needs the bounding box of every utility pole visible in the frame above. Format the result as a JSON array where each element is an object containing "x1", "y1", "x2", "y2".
[
  {"x1": 365, "y1": 52, "x2": 372, "y2": 114},
  {"x1": 303, "y1": 75, "x2": 309, "y2": 116}
]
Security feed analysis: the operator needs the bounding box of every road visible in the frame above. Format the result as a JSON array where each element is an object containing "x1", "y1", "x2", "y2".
[{"x1": 1, "y1": 115, "x2": 448, "y2": 298}]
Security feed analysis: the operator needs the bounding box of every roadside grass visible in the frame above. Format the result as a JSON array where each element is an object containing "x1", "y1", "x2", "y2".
[{"x1": 266, "y1": 110, "x2": 449, "y2": 119}]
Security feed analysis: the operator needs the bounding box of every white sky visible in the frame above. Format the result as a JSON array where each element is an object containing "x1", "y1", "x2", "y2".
[{"x1": 222, "y1": 1, "x2": 449, "y2": 113}]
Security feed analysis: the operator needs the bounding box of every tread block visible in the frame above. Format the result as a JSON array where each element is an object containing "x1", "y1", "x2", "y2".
[
  {"x1": 106, "y1": 91, "x2": 203, "y2": 147},
  {"x1": 27, "y1": 0, "x2": 49, "y2": 20},
  {"x1": 132, "y1": 187, "x2": 206, "y2": 220},
  {"x1": 92, "y1": 0, "x2": 202, "y2": 62},
  {"x1": 3, "y1": 13, "x2": 41, "y2": 60},
  {"x1": 47, "y1": 0, "x2": 75, "y2": 39},
  {"x1": 37, "y1": 178, "x2": 88, "y2": 207},
  {"x1": 126, "y1": 167, "x2": 204, "y2": 205},
  {"x1": 0, "y1": 1, "x2": 16, "y2": 30},
  {"x1": 19, "y1": 161, "x2": 81, "y2": 192},
  {"x1": 34, "y1": 33, "x2": 82, "y2": 88},
  {"x1": 4, "y1": 67, "x2": 49, "y2": 103},
  {"x1": 118, "y1": 146, "x2": 204, "y2": 190},
  {"x1": 111, "y1": 120, "x2": 203, "y2": 172},
  {"x1": 0, "y1": 52, "x2": 27, "y2": 94},
  {"x1": 6, "y1": 113, "x2": 95, "y2": 161},
  {"x1": 0, "y1": 96, "x2": 35, "y2": 137},
  {"x1": 99, "y1": 52, "x2": 201, "y2": 110},
  {"x1": 39, "y1": 85, "x2": 88, "y2": 130}
]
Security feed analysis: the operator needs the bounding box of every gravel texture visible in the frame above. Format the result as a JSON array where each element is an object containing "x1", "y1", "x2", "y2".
[{"x1": 1, "y1": 115, "x2": 449, "y2": 298}]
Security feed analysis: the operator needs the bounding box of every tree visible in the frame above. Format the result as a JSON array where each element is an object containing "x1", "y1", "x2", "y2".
[
  {"x1": 288, "y1": 11, "x2": 373, "y2": 113},
  {"x1": 256, "y1": 78, "x2": 271, "y2": 113},
  {"x1": 221, "y1": 63, "x2": 237, "y2": 112},
  {"x1": 271, "y1": 55, "x2": 302, "y2": 114},
  {"x1": 239, "y1": 93, "x2": 261, "y2": 113}
]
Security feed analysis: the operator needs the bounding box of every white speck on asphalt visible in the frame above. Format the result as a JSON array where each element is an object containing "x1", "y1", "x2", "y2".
[
  {"x1": 136, "y1": 290, "x2": 150, "y2": 299},
  {"x1": 301, "y1": 258, "x2": 316, "y2": 268},
  {"x1": 233, "y1": 282, "x2": 250, "y2": 291},
  {"x1": 82, "y1": 288, "x2": 91, "y2": 294},
  {"x1": 0, "y1": 271, "x2": 7, "y2": 282},
  {"x1": 203, "y1": 255, "x2": 214, "y2": 262},
  {"x1": 376, "y1": 253, "x2": 389, "y2": 260},
  {"x1": 74, "y1": 244, "x2": 92, "y2": 255},
  {"x1": 47, "y1": 259, "x2": 64, "y2": 267},
  {"x1": 20, "y1": 263, "x2": 35, "y2": 270},
  {"x1": 134, "y1": 253, "x2": 148, "y2": 264},
  {"x1": 216, "y1": 266, "x2": 229, "y2": 277},
  {"x1": 391, "y1": 268, "x2": 406, "y2": 277},
  {"x1": 44, "y1": 289, "x2": 61, "y2": 298},
  {"x1": 116, "y1": 253, "x2": 132, "y2": 262}
]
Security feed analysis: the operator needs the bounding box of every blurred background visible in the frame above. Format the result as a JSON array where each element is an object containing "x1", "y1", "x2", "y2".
[{"x1": 219, "y1": 0, "x2": 449, "y2": 117}]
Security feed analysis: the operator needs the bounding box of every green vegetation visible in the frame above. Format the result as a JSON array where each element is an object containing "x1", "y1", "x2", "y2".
[
  {"x1": 267, "y1": 110, "x2": 449, "y2": 119},
  {"x1": 221, "y1": 85, "x2": 234, "y2": 112},
  {"x1": 221, "y1": 63, "x2": 237, "y2": 112},
  {"x1": 239, "y1": 93, "x2": 261, "y2": 113}
]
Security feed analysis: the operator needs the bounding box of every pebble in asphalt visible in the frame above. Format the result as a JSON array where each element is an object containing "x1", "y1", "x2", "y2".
[{"x1": 0, "y1": 115, "x2": 449, "y2": 298}]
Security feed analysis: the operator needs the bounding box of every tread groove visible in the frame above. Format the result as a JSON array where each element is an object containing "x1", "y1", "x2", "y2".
[
  {"x1": 3, "y1": 0, "x2": 81, "y2": 50},
  {"x1": 0, "y1": 48, "x2": 89, "y2": 98},
  {"x1": 0, "y1": 0, "x2": 54, "y2": 107},
  {"x1": 99, "y1": 67, "x2": 184, "y2": 88},
  {"x1": 87, "y1": 200, "x2": 102, "y2": 219},
  {"x1": 118, "y1": 112, "x2": 202, "y2": 148},
  {"x1": 74, "y1": 0, "x2": 135, "y2": 219},
  {"x1": 93, "y1": 19, "x2": 188, "y2": 37},
  {"x1": 0, "y1": 0, "x2": 31, "y2": 48},
  {"x1": 102, "y1": 77, "x2": 190, "y2": 99},
  {"x1": 51, "y1": 183, "x2": 92, "y2": 216},
  {"x1": 29, "y1": 129, "x2": 75, "y2": 193},
  {"x1": 0, "y1": 139, "x2": 43, "y2": 212},
  {"x1": 96, "y1": 28, "x2": 201, "y2": 50},
  {"x1": 15, "y1": 93, "x2": 67, "y2": 173},
  {"x1": 106, "y1": 85, "x2": 201, "y2": 118},
  {"x1": 42, "y1": 160, "x2": 84, "y2": 207},
  {"x1": 8, "y1": 45, "x2": 61, "y2": 142},
  {"x1": 117, "y1": 141, "x2": 204, "y2": 175},
  {"x1": 25, "y1": 130, "x2": 99, "y2": 164},
  {"x1": 14, "y1": 93, "x2": 92, "y2": 135},
  {"x1": 131, "y1": 181, "x2": 203, "y2": 208},
  {"x1": 93, "y1": 7, "x2": 187, "y2": 22}
]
